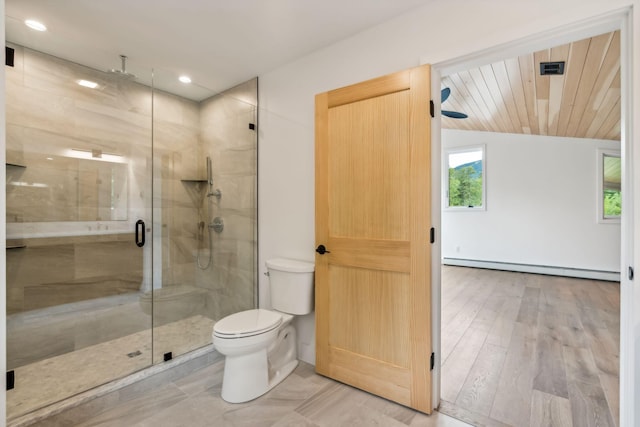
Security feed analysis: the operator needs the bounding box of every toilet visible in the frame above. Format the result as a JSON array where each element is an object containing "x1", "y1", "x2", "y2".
[{"x1": 212, "y1": 258, "x2": 315, "y2": 403}]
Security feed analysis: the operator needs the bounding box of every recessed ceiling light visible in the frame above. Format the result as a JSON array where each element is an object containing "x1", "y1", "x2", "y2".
[
  {"x1": 25, "y1": 19, "x2": 47, "y2": 32},
  {"x1": 179, "y1": 75, "x2": 192, "y2": 84},
  {"x1": 77, "y1": 79, "x2": 98, "y2": 89}
]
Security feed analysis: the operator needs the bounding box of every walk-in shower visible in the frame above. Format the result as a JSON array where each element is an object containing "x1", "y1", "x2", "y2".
[{"x1": 4, "y1": 15, "x2": 258, "y2": 421}]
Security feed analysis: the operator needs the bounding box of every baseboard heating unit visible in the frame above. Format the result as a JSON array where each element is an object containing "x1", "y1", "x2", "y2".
[{"x1": 442, "y1": 258, "x2": 620, "y2": 282}]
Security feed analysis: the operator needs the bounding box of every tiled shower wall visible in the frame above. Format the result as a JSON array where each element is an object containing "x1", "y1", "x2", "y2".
[
  {"x1": 5, "y1": 45, "x2": 152, "y2": 314},
  {"x1": 197, "y1": 79, "x2": 258, "y2": 320},
  {"x1": 152, "y1": 87, "x2": 201, "y2": 294},
  {"x1": 5, "y1": 44, "x2": 257, "y2": 324},
  {"x1": 150, "y1": 79, "x2": 258, "y2": 328}
]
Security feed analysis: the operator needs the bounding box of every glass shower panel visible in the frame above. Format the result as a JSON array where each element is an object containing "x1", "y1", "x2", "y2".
[
  {"x1": 151, "y1": 70, "x2": 258, "y2": 362},
  {"x1": 5, "y1": 21, "x2": 154, "y2": 419}
]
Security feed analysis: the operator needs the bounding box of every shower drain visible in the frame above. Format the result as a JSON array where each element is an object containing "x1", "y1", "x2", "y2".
[{"x1": 127, "y1": 350, "x2": 142, "y2": 358}]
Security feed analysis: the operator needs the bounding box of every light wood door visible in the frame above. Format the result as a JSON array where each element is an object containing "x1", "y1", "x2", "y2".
[{"x1": 315, "y1": 64, "x2": 432, "y2": 413}]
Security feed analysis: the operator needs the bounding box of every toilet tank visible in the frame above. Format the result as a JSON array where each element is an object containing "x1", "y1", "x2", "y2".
[{"x1": 266, "y1": 258, "x2": 315, "y2": 315}]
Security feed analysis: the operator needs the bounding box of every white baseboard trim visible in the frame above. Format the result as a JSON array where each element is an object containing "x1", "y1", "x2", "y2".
[{"x1": 442, "y1": 258, "x2": 620, "y2": 282}]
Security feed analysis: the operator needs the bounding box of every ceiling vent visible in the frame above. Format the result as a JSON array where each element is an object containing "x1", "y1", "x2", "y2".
[{"x1": 540, "y1": 61, "x2": 565, "y2": 75}]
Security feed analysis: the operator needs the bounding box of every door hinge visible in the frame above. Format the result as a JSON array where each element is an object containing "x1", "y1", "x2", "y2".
[
  {"x1": 5, "y1": 46, "x2": 15, "y2": 67},
  {"x1": 430, "y1": 227, "x2": 435, "y2": 244},
  {"x1": 429, "y1": 100, "x2": 435, "y2": 118},
  {"x1": 430, "y1": 352, "x2": 435, "y2": 371},
  {"x1": 629, "y1": 266, "x2": 634, "y2": 280},
  {"x1": 7, "y1": 370, "x2": 15, "y2": 390}
]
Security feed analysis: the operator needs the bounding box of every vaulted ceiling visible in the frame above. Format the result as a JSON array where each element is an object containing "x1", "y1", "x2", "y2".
[{"x1": 441, "y1": 31, "x2": 621, "y2": 141}]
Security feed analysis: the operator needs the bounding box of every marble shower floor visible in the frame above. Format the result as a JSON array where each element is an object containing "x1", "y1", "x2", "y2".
[
  {"x1": 29, "y1": 360, "x2": 472, "y2": 427},
  {"x1": 7, "y1": 315, "x2": 214, "y2": 420}
]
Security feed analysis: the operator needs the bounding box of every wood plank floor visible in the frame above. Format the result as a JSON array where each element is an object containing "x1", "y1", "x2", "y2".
[{"x1": 439, "y1": 266, "x2": 619, "y2": 427}]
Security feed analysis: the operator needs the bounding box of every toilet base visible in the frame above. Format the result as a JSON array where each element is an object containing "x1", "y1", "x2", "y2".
[{"x1": 220, "y1": 324, "x2": 297, "y2": 403}]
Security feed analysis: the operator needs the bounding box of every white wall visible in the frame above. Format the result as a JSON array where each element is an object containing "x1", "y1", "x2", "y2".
[
  {"x1": 256, "y1": 0, "x2": 640, "y2": 424},
  {"x1": 258, "y1": 0, "x2": 634, "y2": 363},
  {"x1": 442, "y1": 129, "x2": 620, "y2": 273}
]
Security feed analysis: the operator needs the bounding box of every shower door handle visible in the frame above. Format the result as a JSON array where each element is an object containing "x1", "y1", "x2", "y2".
[{"x1": 135, "y1": 220, "x2": 145, "y2": 247}]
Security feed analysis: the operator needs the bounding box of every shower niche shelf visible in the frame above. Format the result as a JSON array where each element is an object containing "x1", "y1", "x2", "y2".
[
  {"x1": 6, "y1": 162, "x2": 26, "y2": 168},
  {"x1": 180, "y1": 179, "x2": 208, "y2": 191},
  {"x1": 6, "y1": 239, "x2": 26, "y2": 250},
  {"x1": 6, "y1": 244, "x2": 26, "y2": 250},
  {"x1": 180, "y1": 179, "x2": 208, "y2": 192},
  {"x1": 181, "y1": 179, "x2": 209, "y2": 207}
]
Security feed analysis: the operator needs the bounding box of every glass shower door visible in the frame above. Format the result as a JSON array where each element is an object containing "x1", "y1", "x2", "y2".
[
  {"x1": 5, "y1": 10, "x2": 260, "y2": 421},
  {"x1": 4, "y1": 24, "x2": 154, "y2": 419},
  {"x1": 150, "y1": 70, "x2": 258, "y2": 362}
]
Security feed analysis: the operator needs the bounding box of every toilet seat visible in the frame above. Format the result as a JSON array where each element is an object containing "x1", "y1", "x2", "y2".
[{"x1": 213, "y1": 309, "x2": 282, "y2": 339}]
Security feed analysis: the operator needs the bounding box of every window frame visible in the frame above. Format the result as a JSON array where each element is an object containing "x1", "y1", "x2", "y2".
[
  {"x1": 596, "y1": 148, "x2": 621, "y2": 224},
  {"x1": 443, "y1": 145, "x2": 486, "y2": 211}
]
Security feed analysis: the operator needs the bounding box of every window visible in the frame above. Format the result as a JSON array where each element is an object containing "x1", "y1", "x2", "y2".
[
  {"x1": 597, "y1": 149, "x2": 621, "y2": 222},
  {"x1": 445, "y1": 146, "x2": 485, "y2": 210}
]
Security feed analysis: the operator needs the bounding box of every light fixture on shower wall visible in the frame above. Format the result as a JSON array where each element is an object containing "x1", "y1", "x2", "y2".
[
  {"x1": 24, "y1": 19, "x2": 47, "y2": 32},
  {"x1": 9, "y1": 181, "x2": 48, "y2": 188},
  {"x1": 65, "y1": 148, "x2": 126, "y2": 163},
  {"x1": 77, "y1": 79, "x2": 99, "y2": 89}
]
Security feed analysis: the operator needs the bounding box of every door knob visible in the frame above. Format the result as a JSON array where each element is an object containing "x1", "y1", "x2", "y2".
[{"x1": 316, "y1": 245, "x2": 330, "y2": 255}]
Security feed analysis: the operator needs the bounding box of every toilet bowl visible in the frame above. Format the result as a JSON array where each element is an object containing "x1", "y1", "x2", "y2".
[
  {"x1": 212, "y1": 258, "x2": 314, "y2": 403},
  {"x1": 213, "y1": 309, "x2": 297, "y2": 403}
]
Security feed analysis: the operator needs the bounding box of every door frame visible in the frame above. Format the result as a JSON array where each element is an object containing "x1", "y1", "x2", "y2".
[{"x1": 427, "y1": 7, "x2": 635, "y2": 424}]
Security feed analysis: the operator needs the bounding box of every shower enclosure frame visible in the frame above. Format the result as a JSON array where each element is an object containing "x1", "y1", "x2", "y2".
[{"x1": 4, "y1": 43, "x2": 259, "y2": 421}]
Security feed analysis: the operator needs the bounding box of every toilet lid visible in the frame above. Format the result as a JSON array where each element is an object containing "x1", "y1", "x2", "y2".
[{"x1": 213, "y1": 309, "x2": 282, "y2": 338}]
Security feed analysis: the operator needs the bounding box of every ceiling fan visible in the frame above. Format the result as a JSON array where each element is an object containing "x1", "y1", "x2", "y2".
[{"x1": 441, "y1": 87, "x2": 468, "y2": 119}]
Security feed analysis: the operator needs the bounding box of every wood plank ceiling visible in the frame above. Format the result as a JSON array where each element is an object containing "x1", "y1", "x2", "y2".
[{"x1": 441, "y1": 30, "x2": 620, "y2": 141}]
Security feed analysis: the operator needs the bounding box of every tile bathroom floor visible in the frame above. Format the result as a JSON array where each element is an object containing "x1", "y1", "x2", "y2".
[
  {"x1": 32, "y1": 360, "x2": 471, "y2": 427},
  {"x1": 7, "y1": 314, "x2": 214, "y2": 420}
]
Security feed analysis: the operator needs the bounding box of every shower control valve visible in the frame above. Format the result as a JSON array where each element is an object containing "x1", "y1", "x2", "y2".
[
  {"x1": 208, "y1": 189, "x2": 222, "y2": 199},
  {"x1": 209, "y1": 217, "x2": 224, "y2": 233}
]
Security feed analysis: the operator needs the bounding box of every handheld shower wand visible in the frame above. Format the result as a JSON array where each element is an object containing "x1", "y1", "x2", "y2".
[
  {"x1": 197, "y1": 157, "x2": 214, "y2": 269},
  {"x1": 197, "y1": 156, "x2": 221, "y2": 269},
  {"x1": 206, "y1": 156, "x2": 221, "y2": 199},
  {"x1": 207, "y1": 156, "x2": 213, "y2": 186}
]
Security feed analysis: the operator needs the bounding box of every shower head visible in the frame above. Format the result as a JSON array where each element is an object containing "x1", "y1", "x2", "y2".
[{"x1": 107, "y1": 55, "x2": 136, "y2": 79}]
